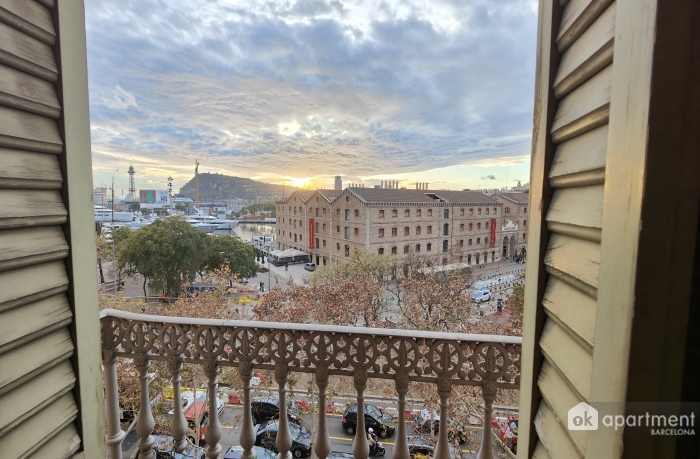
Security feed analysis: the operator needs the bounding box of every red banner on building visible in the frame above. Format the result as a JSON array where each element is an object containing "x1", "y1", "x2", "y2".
[
  {"x1": 490, "y1": 218, "x2": 496, "y2": 247},
  {"x1": 308, "y1": 218, "x2": 315, "y2": 249}
]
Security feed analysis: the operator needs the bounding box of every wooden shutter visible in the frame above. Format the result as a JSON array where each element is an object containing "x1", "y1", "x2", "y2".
[
  {"x1": 519, "y1": 0, "x2": 700, "y2": 458},
  {"x1": 0, "y1": 0, "x2": 99, "y2": 457}
]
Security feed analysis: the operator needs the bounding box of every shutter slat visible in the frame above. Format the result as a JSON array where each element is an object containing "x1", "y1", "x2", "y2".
[
  {"x1": 532, "y1": 442, "x2": 551, "y2": 459},
  {"x1": 0, "y1": 227, "x2": 68, "y2": 272},
  {"x1": 26, "y1": 423, "x2": 81, "y2": 459},
  {"x1": 0, "y1": 189, "x2": 67, "y2": 230},
  {"x1": 0, "y1": 261, "x2": 69, "y2": 313},
  {"x1": 0, "y1": 0, "x2": 56, "y2": 46},
  {"x1": 557, "y1": 0, "x2": 613, "y2": 53},
  {"x1": 0, "y1": 64, "x2": 61, "y2": 118},
  {"x1": 538, "y1": 360, "x2": 588, "y2": 455},
  {"x1": 0, "y1": 105, "x2": 62, "y2": 153},
  {"x1": 34, "y1": 0, "x2": 54, "y2": 8},
  {"x1": 534, "y1": 398, "x2": 584, "y2": 458},
  {"x1": 0, "y1": 294, "x2": 71, "y2": 353},
  {"x1": 0, "y1": 21, "x2": 57, "y2": 81},
  {"x1": 546, "y1": 185, "x2": 604, "y2": 242},
  {"x1": 0, "y1": 393, "x2": 78, "y2": 458},
  {"x1": 554, "y1": 2, "x2": 615, "y2": 98},
  {"x1": 0, "y1": 148, "x2": 63, "y2": 190},
  {"x1": 543, "y1": 277, "x2": 596, "y2": 350},
  {"x1": 0, "y1": 328, "x2": 73, "y2": 396},
  {"x1": 544, "y1": 233, "x2": 600, "y2": 297},
  {"x1": 551, "y1": 64, "x2": 612, "y2": 143},
  {"x1": 0, "y1": 360, "x2": 75, "y2": 437},
  {"x1": 549, "y1": 125, "x2": 607, "y2": 189},
  {"x1": 540, "y1": 319, "x2": 592, "y2": 401}
]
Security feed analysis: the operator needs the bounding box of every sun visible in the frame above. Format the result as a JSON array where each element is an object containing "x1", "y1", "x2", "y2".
[{"x1": 287, "y1": 177, "x2": 313, "y2": 188}]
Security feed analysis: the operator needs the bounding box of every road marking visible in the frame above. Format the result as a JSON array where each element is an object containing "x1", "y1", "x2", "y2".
[
  {"x1": 329, "y1": 436, "x2": 353, "y2": 442},
  {"x1": 222, "y1": 425, "x2": 238, "y2": 430}
]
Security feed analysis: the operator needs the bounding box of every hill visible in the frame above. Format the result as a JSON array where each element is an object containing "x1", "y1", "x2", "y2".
[{"x1": 178, "y1": 173, "x2": 295, "y2": 202}]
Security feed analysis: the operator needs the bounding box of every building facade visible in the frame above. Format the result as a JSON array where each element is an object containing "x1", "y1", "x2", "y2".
[
  {"x1": 276, "y1": 188, "x2": 507, "y2": 269},
  {"x1": 491, "y1": 192, "x2": 529, "y2": 259}
]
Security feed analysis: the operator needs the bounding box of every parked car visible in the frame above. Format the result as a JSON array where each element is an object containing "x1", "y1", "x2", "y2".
[
  {"x1": 251, "y1": 398, "x2": 304, "y2": 425},
  {"x1": 342, "y1": 404, "x2": 395, "y2": 438},
  {"x1": 471, "y1": 289, "x2": 491, "y2": 303},
  {"x1": 255, "y1": 419, "x2": 313, "y2": 458},
  {"x1": 152, "y1": 435, "x2": 198, "y2": 459},
  {"x1": 223, "y1": 445, "x2": 277, "y2": 459},
  {"x1": 406, "y1": 434, "x2": 463, "y2": 459},
  {"x1": 413, "y1": 409, "x2": 468, "y2": 443},
  {"x1": 304, "y1": 263, "x2": 317, "y2": 271}
]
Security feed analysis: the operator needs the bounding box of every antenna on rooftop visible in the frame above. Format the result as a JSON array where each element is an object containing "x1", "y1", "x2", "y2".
[{"x1": 128, "y1": 164, "x2": 136, "y2": 196}]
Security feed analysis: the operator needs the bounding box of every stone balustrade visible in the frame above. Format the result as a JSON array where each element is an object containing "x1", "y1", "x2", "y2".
[{"x1": 100, "y1": 309, "x2": 521, "y2": 459}]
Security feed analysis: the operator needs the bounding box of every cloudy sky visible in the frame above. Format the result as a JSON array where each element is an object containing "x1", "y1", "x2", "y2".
[{"x1": 85, "y1": 0, "x2": 538, "y2": 193}]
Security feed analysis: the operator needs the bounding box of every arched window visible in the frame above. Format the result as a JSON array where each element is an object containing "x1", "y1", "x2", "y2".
[
  {"x1": 405, "y1": 209, "x2": 410, "y2": 217},
  {"x1": 379, "y1": 210, "x2": 385, "y2": 218},
  {"x1": 468, "y1": 254, "x2": 472, "y2": 264},
  {"x1": 443, "y1": 240, "x2": 448, "y2": 252},
  {"x1": 469, "y1": 223, "x2": 473, "y2": 231},
  {"x1": 427, "y1": 225, "x2": 433, "y2": 234},
  {"x1": 415, "y1": 244, "x2": 421, "y2": 252},
  {"x1": 417, "y1": 209, "x2": 422, "y2": 217},
  {"x1": 345, "y1": 196, "x2": 349, "y2": 201},
  {"x1": 505, "y1": 207, "x2": 510, "y2": 214},
  {"x1": 460, "y1": 223, "x2": 464, "y2": 231},
  {"x1": 392, "y1": 227, "x2": 398, "y2": 236},
  {"x1": 392, "y1": 209, "x2": 398, "y2": 217},
  {"x1": 345, "y1": 209, "x2": 349, "y2": 221},
  {"x1": 477, "y1": 223, "x2": 481, "y2": 230},
  {"x1": 391, "y1": 246, "x2": 397, "y2": 254},
  {"x1": 486, "y1": 222, "x2": 489, "y2": 229},
  {"x1": 460, "y1": 208, "x2": 465, "y2": 216},
  {"x1": 469, "y1": 208, "x2": 473, "y2": 216},
  {"x1": 493, "y1": 207, "x2": 497, "y2": 214},
  {"x1": 354, "y1": 228, "x2": 359, "y2": 236},
  {"x1": 379, "y1": 228, "x2": 385, "y2": 237},
  {"x1": 444, "y1": 209, "x2": 449, "y2": 219},
  {"x1": 354, "y1": 209, "x2": 359, "y2": 218},
  {"x1": 427, "y1": 209, "x2": 433, "y2": 216},
  {"x1": 404, "y1": 245, "x2": 410, "y2": 254},
  {"x1": 378, "y1": 248, "x2": 384, "y2": 255},
  {"x1": 416, "y1": 226, "x2": 422, "y2": 235},
  {"x1": 427, "y1": 243, "x2": 432, "y2": 251},
  {"x1": 404, "y1": 227, "x2": 410, "y2": 236},
  {"x1": 443, "y1": 223, "x2": 449, "y2": 236},
  {"x1": 478, "y1": 208, "x2": 482, "y2": 215}
]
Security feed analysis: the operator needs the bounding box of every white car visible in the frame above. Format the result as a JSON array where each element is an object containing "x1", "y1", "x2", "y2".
[{"x1": 472, "y1": 289, "x2": 491, "y2": 303}]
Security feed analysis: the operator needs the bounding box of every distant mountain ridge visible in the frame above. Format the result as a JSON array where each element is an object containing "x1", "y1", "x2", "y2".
[{"x1": 178, "y1": 173, "x2": 296, "y2": 202}]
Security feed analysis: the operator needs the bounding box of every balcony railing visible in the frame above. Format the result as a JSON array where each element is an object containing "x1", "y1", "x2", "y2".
[{"x1": 101, "y1": 309, "x2": 521, "y2": 459}]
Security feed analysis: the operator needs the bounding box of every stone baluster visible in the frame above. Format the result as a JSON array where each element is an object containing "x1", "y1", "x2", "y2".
[
  {"x1": 433, "y1": 376, "x2": 452, "y2": 459},
  {"x1": 314, "y1": 367, "x2": 331, "y2": 459},
  {"x1": 352, "y1": 368, "x2": 369, "y2": 459},
  {"x1": 135, "y1": 354, "x2": 156, "y2": 459},
  {"x1": 238, "y1": 360, "x2": 256, "y2": 459},
  {"x1": 476, "y1": 380, "x2": 496, "y2": 459},
  {"x1": 393, "y1": 372, "x2": 410, "y2": 459},
  {"x1": 103, "y1": 350, "x2": 125, "y2": 459},
  {"x1": 167, "y1": 356, "x2": 188, "y2": 453},
  {"x1": 204, "y1": 360, "x2": 223, "y2": 459},
  {"x1": 275, "y1": 364, "x2": 293, "y2": 459}
]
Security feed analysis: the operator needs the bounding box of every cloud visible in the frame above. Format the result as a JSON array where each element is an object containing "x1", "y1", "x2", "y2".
[
  {"x1": 85, "y1": 0, "x2": 537, "y2": 188},
  {"x1": 102, "y1": 85, "x2": 139, "y2": 110}
]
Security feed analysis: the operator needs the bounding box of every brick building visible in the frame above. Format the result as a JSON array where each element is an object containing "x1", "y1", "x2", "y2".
[
  {"x1": 276, "y1": 188, "x2": 509, "y2": 268},
  {"x1": 491, "y1": 192, "x2": 528, "y2": 259}
]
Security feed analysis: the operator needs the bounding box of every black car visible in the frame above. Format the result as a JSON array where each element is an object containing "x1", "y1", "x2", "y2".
[
  {"x1": 223, "y1": 445, "x2": 277, "y2": 459},
  {"x1": 413, "y1": 410, "x2": 467, "y2": 443},
  {"x1": 254, "y1": 419, "x2": 313, "y2": 458},
  {"x1": 251, "y1": 398, "x2": 304, "y2": 425},
  {"x1": 341, "y1": 404, "x2": 395, "y2": 438},
  {"x1": 406, "y1": 434, "x2": 463, "y2": 459}
]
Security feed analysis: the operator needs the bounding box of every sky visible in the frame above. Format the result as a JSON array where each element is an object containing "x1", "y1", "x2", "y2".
[{"x1": 85, "y1": 0, "x2": 538, "y2": 194}]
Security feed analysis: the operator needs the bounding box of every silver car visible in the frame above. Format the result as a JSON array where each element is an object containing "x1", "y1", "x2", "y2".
[{"x1": 471, "y1": 289, "x2": 491, "y2": 302}]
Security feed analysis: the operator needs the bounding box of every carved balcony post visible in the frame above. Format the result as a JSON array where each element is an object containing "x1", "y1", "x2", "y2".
[
  {"x1": 433, "y1": 376, "x2": 452, "y2": 459},
  {"x1": 314, "y1": 366, "x2": 331, "y2": 459},
  {"x1": 204, "y1": 360, "x2": 223, "y2": 459},
  {"x1": 135, "y1": 353, "x2": 156, "y2": 459},
  {"x1": 476, "y1": 380, "x2": 496, "y2": 459},
  {"x1": 393, "y1": 371, "x2": 410, "y2": 459},
  {"x1": 238, "y1": 359, "x2": 256, "y2": 459},
  {"x1": 167, "y1": 356, "x2": 188, "y2": 453},
  {"x1": 275, "y1": 363, "x2": 293, "y2": 459},
  {"x1": 103, "y1": 349, "x2": 125, "y2": 459},
  {"x1": 352, "y1": 368, "x2": 369, "y2": 459}
]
